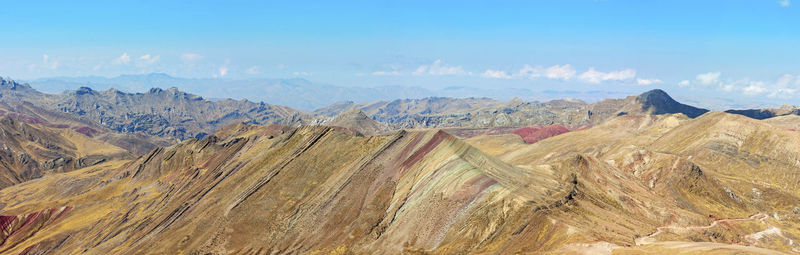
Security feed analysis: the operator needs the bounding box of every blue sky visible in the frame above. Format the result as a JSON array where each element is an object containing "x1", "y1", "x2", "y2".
[{"x1": 1, "y1": 0, "x2": 799, "y2": 106}]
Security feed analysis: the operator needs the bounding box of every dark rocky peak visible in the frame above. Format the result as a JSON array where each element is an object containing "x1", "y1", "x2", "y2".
[
  {"x1": 146, "y1": 87, "x2": 202, "y2": 100},
  {"x1": 148, "y1": 87, "x2": 164, "y2": 94},
  {"x1": 0, "y1": 77, "x2": 33, "y2": 91},
  {"x1": 74, "y1": 87, "x2": 98, "y2": 96},
  {"x1": 635, "y1": 89, "x2": 709, "y2": 118}
]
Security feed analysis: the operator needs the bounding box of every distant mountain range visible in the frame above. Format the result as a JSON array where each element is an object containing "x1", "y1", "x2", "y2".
[
  {"x1": 4, "y1": 75, "x2": 799, "y2": 142},
  {"x1": 26, "y1": 73, "x2": 637, "y2": 110},
  {"x1": 27, "y1": 73, "x2": 440, "y2": 110}
]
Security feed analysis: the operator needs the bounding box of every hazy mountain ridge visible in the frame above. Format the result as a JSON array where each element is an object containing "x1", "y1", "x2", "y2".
[
  {"x1": 28, "y1": 74, "x2": 435, "y2": 110},
  {"x1": 27, "y1": 73, "x2": 642, "y2": 110},
  {"x1": 2, "y1": 77, "x2": 309, "y2": 141},
  {"x1": 8, "y1": 75, "x2": 800, "y2": 144},
  {"x1": 318, "y1": 89, "x2": 712, "y2": 132}
]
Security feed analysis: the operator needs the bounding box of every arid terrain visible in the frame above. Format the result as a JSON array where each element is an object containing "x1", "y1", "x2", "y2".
[{"x1": 0, "y1": 76, "x2": 798, "y2": 254}]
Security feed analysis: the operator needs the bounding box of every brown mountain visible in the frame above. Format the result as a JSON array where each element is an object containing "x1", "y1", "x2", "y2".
[
  {"x1": 0, "y1": 116, "x2": 132, "y2": 189},
  {"x1": 0, "y1": 108, "x2": 798, "y2": 253},
  {"x1": 0, "y1": 91, "x2": 173, "y2": 155}
]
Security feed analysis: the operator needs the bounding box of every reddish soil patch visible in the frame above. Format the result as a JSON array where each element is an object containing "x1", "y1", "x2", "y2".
[
  {"x1": 72, "y1": 126, "x2": 100, "y2": 137},
  {"x1": 512, "y1": 124, "x2": 570, "y2": 144}
]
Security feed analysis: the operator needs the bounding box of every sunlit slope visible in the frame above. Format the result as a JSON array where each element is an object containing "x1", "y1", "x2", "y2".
[
  {"x1": 470, "y1": 111, "x2": 800, "y2": 254},
  {"x1": 0, "y1": 99, "x2": 174, "y2": 156},
  {"x1": 0, "y1": 125, "x2": 577, "y2": 254},
  {"x1": 0, "y1": 116, "x2": 132, "y2": 189},
  {"x1": 3, "y1": 110, "x2": 799, "y2": 254}
]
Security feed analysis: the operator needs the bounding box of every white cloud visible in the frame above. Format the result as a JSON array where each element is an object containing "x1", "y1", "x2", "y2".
[
  {"x1": 769, "y1": 88, "x2": 797, "y2": 98},
  {"x1": 683, "y1": 73, "x2": 800, "y2": 97},
  {"x1": 246, "y1": 66, "x2": 260, "y2": 74},
  {"x1": 481, "y1": 69, "x2": 512, "y2": 79},
  {"x1": 636, "y1": 78, "x2": 663, "y2": 86},
  {"x1": 293, "y1": 71, "x2": 310, "y2": 76},
  {"x1": 518, "y1": 64, "x2": 543, "y2": 79},
  {"x1": 413, "y1": 60, "x2": 465, "y2": 76},
  {"x1": 743, "y1": 81, "x2": 767, "y2": 95},
  {"x1": 696, "y1": 72, "x2": 721, "y2": 85},
  {"x1": 138, "y1": 54, "x2": 160, "y2": 66},
  {"x1": 779, "y1": 0, "x2": 791, "y2": 7},
  {"x1": 42, "y1": 54, "x2": 60, "y2": 69},
  {"x1": 722, "y1": 83, "x2": 735, "y2": 92},
  {"x1": 372, "y1": 70, "x2": 400, "y2": 76},
  {"x1": 776, "y1": 74, "x2": 795, "y2": 87},
  {"x1": 112, "y1": 53, "x2": 131, "y2": 65},
  {"x1": 181, "y1": 53, "x2": 203, "y2": 62},
  {"x1": 412, "y1": 66, "x2": 427, "y2": 75},
  {"x1": 514, "y1": 64, "x2": 576, "y2": 80},
  {"x1": 545, "y1": 64, "x2": 577, "y2": 80},
  {"x1": 578, "y1": 67, "x2": 635, "y2": 83},
  {"x1": 216, "y1": 67, "x2": 228, "y2": 78}
]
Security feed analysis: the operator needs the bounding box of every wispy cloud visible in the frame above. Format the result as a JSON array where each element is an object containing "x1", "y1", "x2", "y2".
[
  {"x1": 246, "y1": 66, "x2": 260, "y2": 74},
  {"x1": 181, "y1": 53, "x2": 203, "y2": 62},
  {"x1": 578, "y1": 67, "x2": 636, "y2": 83},
  {"x1": 372, "y1": 70, "x2": 400, "y2": 76},
  {"x1": 779, "y1": 0, "x2": 791, "y2": 7},
  {"x1": 544, "y1": 64, "x2": 577, "y2": 80},
  {"x1": 480, "y1": 69, "x2": 512, "y2": 79},
  {"x1": 696, "y1": 72, "x2": 721, "y2": 86},
  {"x1": 776, "y1": 74, "x2": 795, "y2": 87},
  {"x1": 516, "y1": 64, "x2": 576, "y2": 80},
  {"x1": 112, "y1": 53, "x2": 131, "y2": 65},
  {"x1": 636, "y1": 78, "x2": 663, "y2": 86},
  {"x1": 413, "y1": 60, "x2": 466, "y2": 76},
  {"x1": 743, "y1": 81, "x2": 767, "y2": 95},
  {"x1": 686, "y1": 72, "x2": 800, "y2": 98},
  {"x1": 138, "y1": 54, "x2": 160, "y2": 66},
  {"x1": 42, "y1": 54, "x2": 59, "y2": 69},
  {"x1": 216, "y1": 67, "x2": 228, "y2": 77}
]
